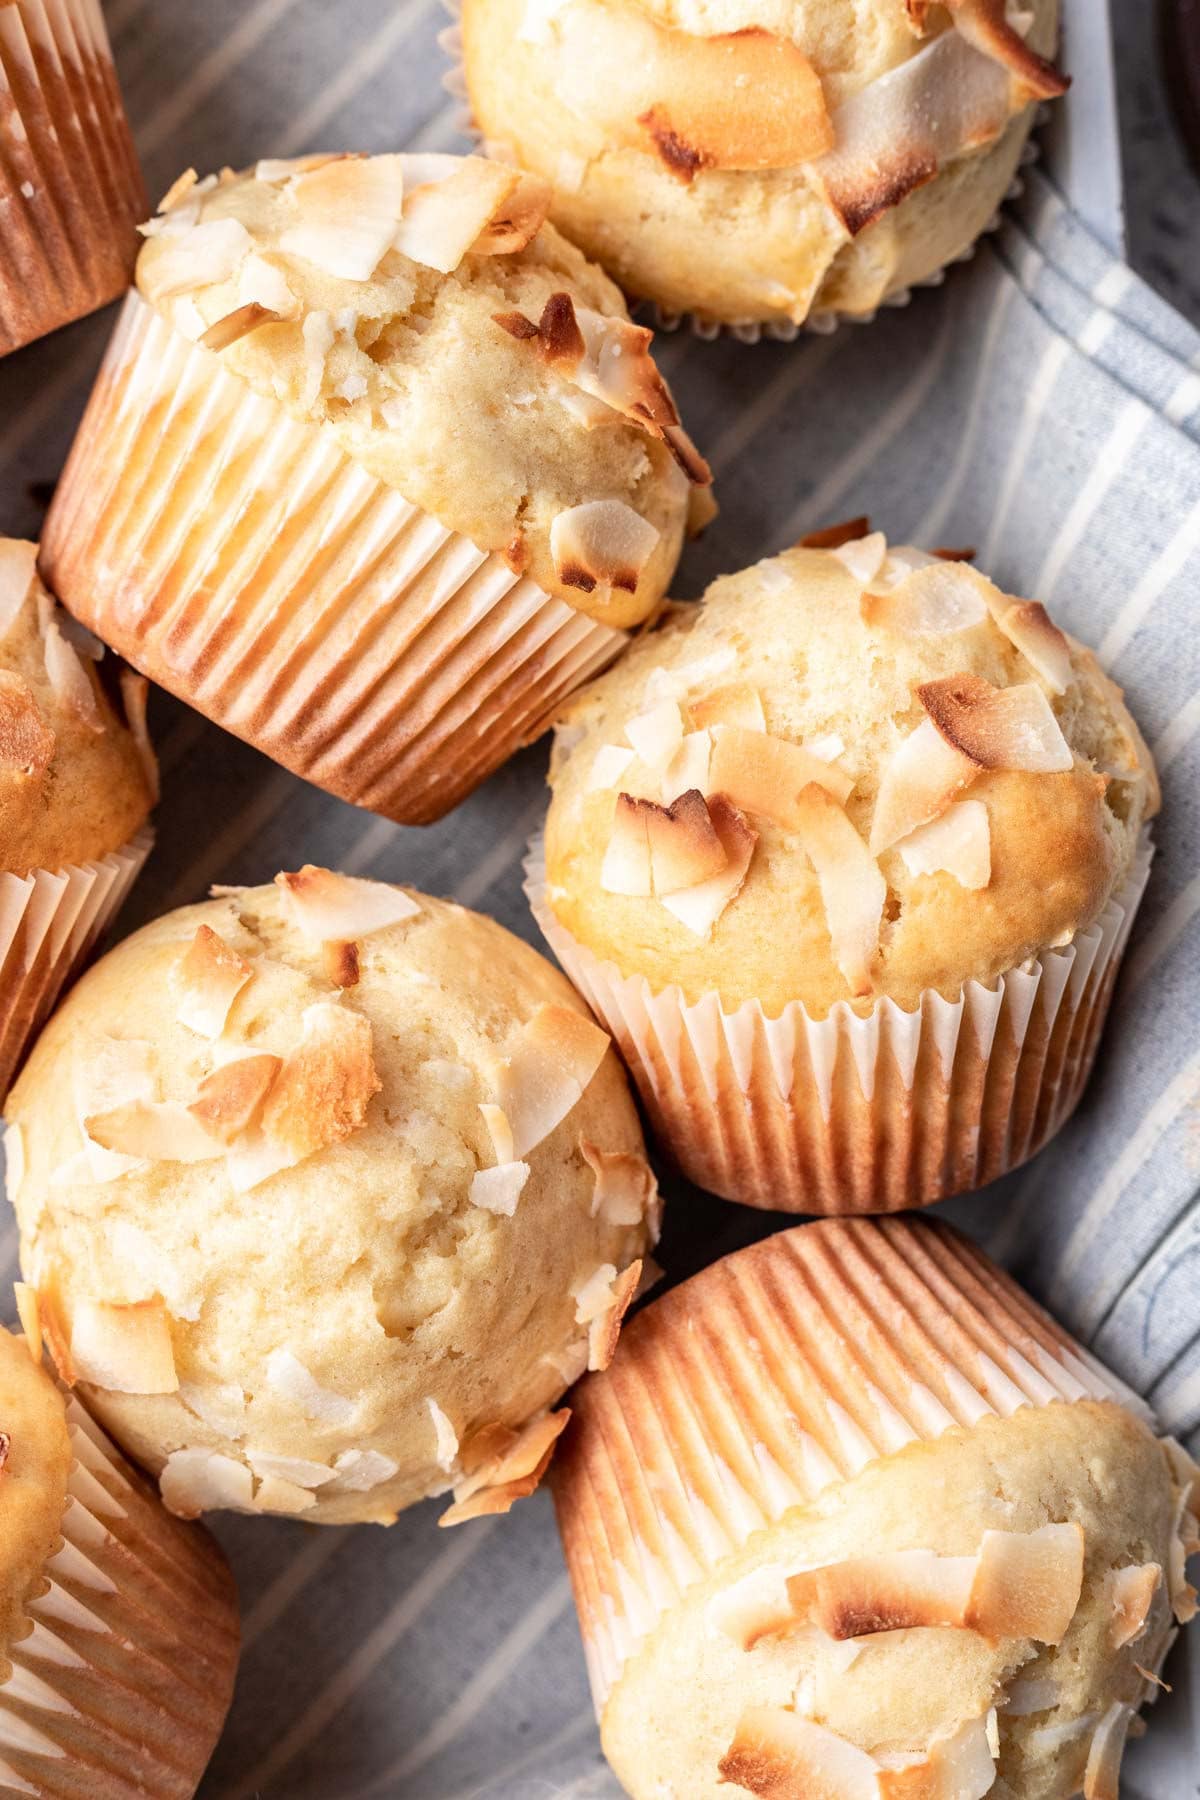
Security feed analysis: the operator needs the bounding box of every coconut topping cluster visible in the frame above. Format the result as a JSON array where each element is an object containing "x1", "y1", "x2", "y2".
[
  {"x1": 0, "y1": 539, "x2": 156, "y2": 795},
  {"x1": 714, "y1": 1443, "x2": 1200, "y2": 1800},
  {"x1": 17, "y1": 868, "x2": 652, "y2": 1524},
  {"x1": 516, "y1": 0, "x2": 1064, "y2": 215},
  {"x1": 586, "y1": 527, "x2": 1141, "y2": 999}
]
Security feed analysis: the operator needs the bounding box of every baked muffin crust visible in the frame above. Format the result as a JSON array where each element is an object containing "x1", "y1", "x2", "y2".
[{"x1": 0, "y1": 1326, "x2": 72, "y2": 1682}]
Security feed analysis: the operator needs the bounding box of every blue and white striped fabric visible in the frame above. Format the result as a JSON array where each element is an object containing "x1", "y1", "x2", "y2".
[{"x1": 1, "y1": 2, "x2": 1198, "y2": 1793}]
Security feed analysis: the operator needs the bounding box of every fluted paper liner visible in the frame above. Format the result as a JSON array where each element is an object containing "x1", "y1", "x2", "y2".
[
  {"x1": 0, "y1": 1394, "x2": 238, "y2": 1796},
  {"x1": 39, "y1": 292, "x2": 627, "y2": 825},
  {"x1": 527, "y1": 834, "x2": 1152, "y2": 1213},
  {"x1": 0, "y1": 0, "x2": 146, "y2": 355},
  {"x1": 550, "y1": 1216, "x2": 1155, "y2": 1711},
  {"x1": 0, "y1": 827, "x2": 152, "y2": 1100}
]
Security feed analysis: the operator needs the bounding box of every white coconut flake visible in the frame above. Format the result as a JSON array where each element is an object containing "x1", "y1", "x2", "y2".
[
  {"x1": 142, "y1": 218, "x2": 253, "y2": 301},
  {"x1": 246, "y1": 1448, "x2": 337, "y2": 1489},
  {"x1": 265, "y1": 1347, "x2": 357, "y2": 1426},
  {"x1": 427, "y1": 1398, "x2": 459, "y2": 1472},
  {"x1": 469, "y1": 1161, "x2": 530, "y2": 1216},
  {"x1": 177, "y1": 1381, "x2": 248, "y2": 1436},
  {"x1": 159, "y1": 1447, "x2": 253, "y2": 1518},
  {"x1": 587, "y1": 744, "x2": 636, "y2": 791},
  {"x1": 327, "y1": 1448, "x2": 400, "y2": 1493},
  {"x1": 572, "y1": 1262, "x2": 618, "y2": 1325}
]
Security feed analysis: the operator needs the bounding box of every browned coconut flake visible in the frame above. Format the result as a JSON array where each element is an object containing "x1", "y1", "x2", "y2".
[
  {"x1": 188, "y1": 1053, "x2": 282, "y2": 1144},
  {"x1": 689, "y1": 681, "x2": 767, "y2": 734},
  {"x1": 0, "y1": 671, "x2": 55, "y2": 774},
  {"x1": 708, "y1": 722, "x2": 854, "y2": 822},
  {"x1": 989, "y1": 597, "x2": 1074, "y2": 692},
  {"x1": 861, "y1": 561, "x2": 990, "y2": 635},
  {"x1": 440, "y1": 1408, "x2": 571, "y2": 1527},
  {"x1": 869, "y1": 716, "x2": 983, "y2": 854},
  {"x1": 1108, "y1": 1563, "x2": 1162, "y2": 1649},
  {"x1": 259, "y1": 1001, "x2": 381, "y2": 1161},
  {"x1": 174, "y1": 923, "x2": 254, "y2": 1038},
  {"x1": 487, "y1": 1003, "x2": 611, "y2": 1159},
  {"x1": 84, "y1": 1099, "x2": 225, "y2": 1163},
  {"x1": 918, "y1": 673, "x2": 1073, "y2": 772},
  {"x1": 1083, "y1": 1702, "x2": 1134, "y2": 1800},
  {"x1": 896, "y1": 799, "x2": 991, "y2": 890},
  {"x1": 393, "y1": 157, "x2": 532, "y2": 272},
  {"x1": 798, "y1": 516, "x2": 872, "y2": 550},
  {"x1": 580, "y1": 1140, "x2": 658, "y2": 1227},
  {"x1": 69, "y1": 1295, "x2": 179, "y2": 1394},
  {"x1": 947, "y1": 0, "x2": 1070, "y2": 99},
  {"x1": 791, "y1": 783, "x2": 886, "y2": 998},
  {"x1": 660, "y1": 792, "x2": 757, "y2": 936},
  {"x1": 275, "y1": 865, "x2": 421, "y2": 941},
  {"x1": 278, "y1": 152, "x2": 406, "y2": 281},
  {"x1": 199, "y1": 300, "x2": 282, "y2": 351},
  {"x1": 584, "y1": 1259, "x2": 642, "y2": 1372},
  {"x1": 43, "y1": 618, "x2": 104, "y2": 732},
  {"x1": 549, "y1": 498, "x2": 660, "y2": 596}
]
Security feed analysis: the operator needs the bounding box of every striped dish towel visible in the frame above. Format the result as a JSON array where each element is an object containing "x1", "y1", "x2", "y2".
[{"x1": 0, "y1": 2, "x2": 1198, "y2": 1791}]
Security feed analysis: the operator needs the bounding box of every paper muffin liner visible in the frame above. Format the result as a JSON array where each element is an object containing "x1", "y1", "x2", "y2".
[
  {"x1": 438, "y1": 8, "x2": 1040, "y2": 343},
  {"x1": 0, "y1": 0, "x2": 146, "y2": 356},
  {"x1": 38, "y1": 292, "x2": 627, "y2": 826},
  {"x1": 0, "y1": 826, "x2": 151, "y2": 1101},
  {"x1": 0, "y1": 1391, "x2": 239, "y2": 1797},
  {"x1": 526, "y1": 833, "x2": 1152, "y2": 1213},
  {"x1": 550, "y1": 1215, "x2": 1154, "y2": 1711}
]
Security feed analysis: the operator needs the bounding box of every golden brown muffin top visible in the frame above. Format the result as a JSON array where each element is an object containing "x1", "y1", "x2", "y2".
[
  {"x1": 0, "y1": 1323, "x2": 72, "y2": 1680},
  {"x1": 0, "y1": 541, "x2": 156, "y2": 878},
  {"x1": 544, "y1": 534, "x2": 1157, "y2": 1016}
]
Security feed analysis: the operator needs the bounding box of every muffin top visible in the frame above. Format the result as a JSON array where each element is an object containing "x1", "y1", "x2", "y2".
[
  {"x1": 0, "y1": 1324, "x2": 72, "y2": 1682},
  {"x1": 0, "y1": 540, "x2": 156, "y2": 877},
  {"x1": 134, "y1": 153, "x2": 711, "y2": 629},
  {"x1": 604, "y1": 1401, "x2": 1193, "y2": 1800},
  {"x1": 462, "y1": 0, "x2": 1063, "y2": 323},
  {"x1": 543, "y1": 532, "x2": 1158, "y2": 1016},
  {"x1": 5, "y1": 871, "x2": 655, "y2": 1525}
]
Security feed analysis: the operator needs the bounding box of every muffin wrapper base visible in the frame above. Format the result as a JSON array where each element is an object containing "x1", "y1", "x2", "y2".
[
  {"x1": 0, "y1": 827, "x2": 152, "y2": 1100},
  {"x1": 527, "y1": 834, "x2": 1153, "y2": 1213},
  {"x1": 38, "y1": 292, "x2": 627, "y2": 826},
  {"x1": 0, "y1": 1394, "x2": 239, "y2": 1797},
  {"x1": 0, "y1": 0, "x2": 146, "y2": 355},
  {"x1": 549, "y1": 1216, "x2": 1154, "y2": 1712}
]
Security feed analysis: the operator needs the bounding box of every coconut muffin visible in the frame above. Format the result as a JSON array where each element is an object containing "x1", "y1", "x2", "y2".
[
  {"x1": 0, "y1": 1316, "x2": 239, "y2": 1796},
  {"x1": 460, "y1": 0, "x2": 1066, "y2": 331},
  {"x1": 0, "y1": 0, "x2": 146, "y2": 355},
  {"x1": 532, "y1": 530, "x2": 1157, "y2": 1210},
  {"x1": 38, "y1": 151, "x2": 711, "y2": 824},
  {"x1": 552, "y1": 1217, "x2": 1199, "y2": 1800},
  {"x1": 0, "y1": 538, "x2": 155, "y2": 1100},
  {"x1": 5, "y1": 869, "x2": 657, "y2": 1526}
]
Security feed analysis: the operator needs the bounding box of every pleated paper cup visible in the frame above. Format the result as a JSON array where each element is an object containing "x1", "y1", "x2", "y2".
[
  {"x1": 0, "y1": 0, "x2": 146, "y2": 356},
  {"x1": 527, "y1": 834, "x2": 1152, "y2": 1213},
  {"x1": 550, "y1": 1215, "x2": 1155, "y2": 1711},
  {"x1": 0, "y1": 827, "x2": 152, "y2": 1101},
  {"x1": 39, "y1": 292, "x2": 627, "y2": 826},
  {"x1": 0, "y1": 1391, "x2": 239, "y2": 1797}
]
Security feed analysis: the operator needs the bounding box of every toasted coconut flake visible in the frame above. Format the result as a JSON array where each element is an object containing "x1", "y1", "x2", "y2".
[
  {"x1": 625, "y1": 699, "x2": 684, "y2": 771},
  {"x1": 896, "y1": 799, "x2": 991, "y2": 889},
  {"x1": 75, "y1": 1037, "x2": 159, "y2": 1181},
  {"x1": 439, "y1": 1409, "x2": 570, "y2": 1526},
  {"x1": 278, "y1": 153, "x2": 406, "y2": 280},
  {"x1": 247, "y1": 1449, "x2": 336, "y2": 1489},
  {"x1": 786, "y1": 1549, "x2": 977, "y2": 1640},
  {"x1": 920, "y1": 675, "x2": 1073, "y2": 773},
  {"x1": 585, "y1": 1260, "x2": 641, "y2": 1372},
  {"x1": 253, "y1": 1473, "x2": 318, "y2": 1514},
  {"x1": 275, "y1": 866, "x2": 420, "y2": 942},
  {"x1": 1168, "y1": 1488, "x2": 1199, "y2": 1623},
  {"x1": 157, "y1": 167, "x2": 199, "y2": 212},
  {"x1": 661, "y1": 793, "x2": 757, "y2": 938},
  {"x1": 141, "y1": 217, "x2": 253, "y2": 300},
  {"x1": 948, "y1": 0, "x2": 1069, "y2": 99},
  {"x1": 38, "y1": 1284, "x2": 75, "y2": 1385},
  {"x1": 479, "y1": 1104, "x2": 515, "y2": 1166},
  {"x1": 174, "y1": 923, "x2": 254, "y2": 1038},
  {"x1": 470, "y1": 171, "x2": 552, "y2": 255},
  {"x1": 792, "y1": 785, "x2": 885, "y2": 999},
  {"x1": 427, "y1": 1398, "x2": 459, "y2": 1472},
  {"x1": 878, "y1": 1714, "x2": 997, "y2": 1800},
  {"x1": 830, "y1": 531, "x2": 888, "y2": 588},
  {"x1": 600, "y1": 793, "x2": 654, "y2": 896},
  {"x1": 965, "y1": 1523, "x2": 1084, "y2": 1644},
  {"x1": 322, "y1": 940, "x2": 360, "y2": 987},
  {"x1": 0, "y1": 672, "x2": 55, "y2": 774},
  {"x1": 642, "y1": 788, "x2": 728, "y2": 894},
  {"x1": 469, "y1": 1161, "x2": 530, "y2": 1216},
  {"x1": 84, "y1": 1100, "x2": 223, "y2": 1164},
  {"x1": 581, "y1": 1140, "x2": 658, "y2": 1227},
  {"x1": 862, "y1": 562, "x2": 990, "y2": 635},
  {"x1": 572, "y1": 1262, "x2": 617, "y2": 1325},
  {"x1": 549, "y1": 0, "x2": 832, "y2": 174},
  {"x1": 708, "y1": 1565, "x2": 795, "y2": 1650},
  {"x1": 260, "y1": 1001, "x2": 380, "y2": 1161},
  {"x1": 489, "y1": 1003, "x2": 610, "y2": 1159},
  {"x1": 690, "y1": 682, "x2": 766, "y2": 734},
  {"x1": 550, "y1": 499, "x2": 660, "y2": 598},
  {"x1": 661, "y1": 729, "x2": 713, "y2": 806},
  {"x1": 13, "y1": 1282, "x2": 40, "y2": 1362},
  {"x1": 587, "y1": 744, "x2": 636, "y2": 791},
  {"x1": 709, "y1": 724, "x2": 854, "y2": 820},
  {"x1": 43, "y1": 619, "x2": 103, "y2": 732},
  {"x1": 160, "y1": 1447, "x2": 253, "y2": 1518},
  {"x1": 799, "y1": 517, "x2": 871, "y2": 551},
  {"x1": 816, "y1": 29, "x2": 1012, "y2": 237},
  {"x1": 991, "y1": 599, "x2": 1073, "y2": 693},
  {"x1": 720, "y1": 1708, "x2": 879, "y2": 1799},
  {"x1": 188, "y1": 1054, "x2": 281, "y2": 1144},
  {"x1": 393, "y1": 156, "x2": 520, "y2": 273},
  {"x1": 1108, "y1": 1563, "x2": 1162, "y2": 1648},
  {"x1": 871, "y1": 716, "x2": 982, "y2": 854},
  {"x1": 266, "y1": 1347, "x2": 356, "y2": 1426},
  {"x1": 118, "y1": 668, "x2": 159, "y2": 802},
  {"x1": 70, "y1": 1297, "x2": 178, "y2": 1394},
  {"x1": 1083, "y1": 1702, "x2": 1133, "y2": 1800},
  {"x1": 198, "y1": 301, "x2": 281, "y2": 352},
  {"x1": 0, "y1": 540, "x2": 36, "y2": 642}
]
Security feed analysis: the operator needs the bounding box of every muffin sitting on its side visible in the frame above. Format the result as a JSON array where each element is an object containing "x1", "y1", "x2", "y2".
[
  {"x1": 0, "y1": 1318, "x2": 238, "y2": 1797},
  {"x1": 0, "y1": 539, "x2": 155, "y2": 1100},
  {"x1": 40, "y1": 152, "x2": 711, "y2": 824},
  {"x1": 460, "y1": 0, "x2": 1066, "y2": 331},
  {"x1": 531, "y1": 529, "x2": 1157, "y2": 1211},
  {"x1": 6, "y1": 870, "x2": 657, "y2": 1526}
]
